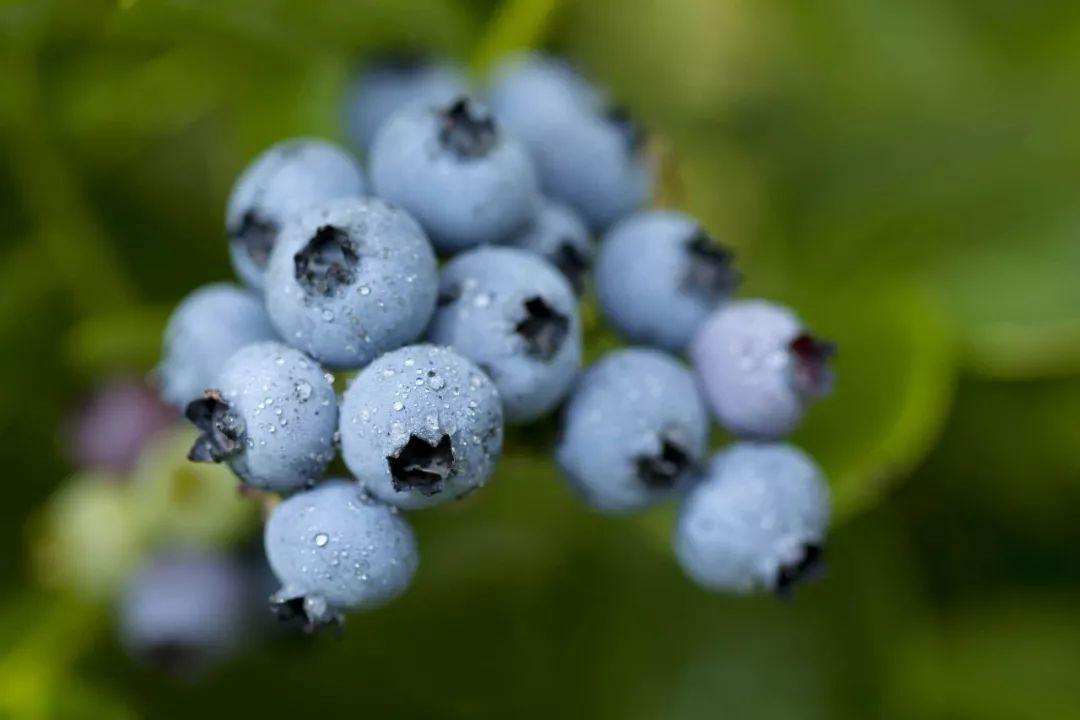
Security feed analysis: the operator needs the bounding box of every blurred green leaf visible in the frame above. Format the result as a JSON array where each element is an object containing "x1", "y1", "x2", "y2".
[
  {"x1": 793, "y1": 280, "x2": 956, "y2": 522},
  {"x1": 66, "y1": 306, "x2": 167, "y2": 374},
  {"x1": 895, "y1": 597, "x2": 1080, "y2": 719}
]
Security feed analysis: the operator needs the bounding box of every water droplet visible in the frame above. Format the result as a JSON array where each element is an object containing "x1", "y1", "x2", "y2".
[
  {"x1": 314, "y1": 533, "x2": 329, "y2": 547},
  {"x1": 296, "y1": 381, "x2": 313, "y2": 401},
  {"x1": 428, "y1": 374, "x2": 446, "y2": 390},
  {"x1": 322, "y1": 308, "x2": 336, "y2": 321},
  {"x1": 392, "y1": 401, "x2": 404, "y2": 411},
  {"x1": 359, "y1": 285, "x2": 371, "y2": 296}
]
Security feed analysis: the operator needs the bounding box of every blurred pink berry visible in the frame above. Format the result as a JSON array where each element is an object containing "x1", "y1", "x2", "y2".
[{"x1": 66, "y1": 378, "x2": 175, "y2": 474}]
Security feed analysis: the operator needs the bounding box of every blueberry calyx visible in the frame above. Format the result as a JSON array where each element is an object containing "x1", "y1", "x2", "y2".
[
  {"x1": 604, "y1": 106, "x2": 646, "y2": 155},
  {"x1": 681, "y1": 230, "x2": 739, "y2": 302},
  {"x1": 789, "y1": 333, "x2": 836, "y2": 398},
  {"x1": 438, "y1": 98, "x2": 497, "y2": 159},
  {"x1": 387, "y1": 434, "x2": 455, "y2": 496},
  {"x1": 140, "y1": 639, "x2": 206, "y2": 678},
  {"x1": 553, "y1": 240, "x2": 590, "y2": 295},
  {"x1": 774, "y1": 543, "x2": 826, "y2": 599},
  {"x1": 634, "y1": 430, "x2": 693, "y2": 489},
  {"x1": 270, "y1": 591, "x2": 343, "y2": 634},
  {"x1": 294, "y1": 225, "x2": 359, "y2": 296},
  {"x1": 231, "y1": 210, "x2": 278, "y2": 269},
  {"x1": 516, "y1": 296, "x2": 570, "y2": 362},
  {"x1": 185, "y1": 390, "x2": 245, "y2": 463}
]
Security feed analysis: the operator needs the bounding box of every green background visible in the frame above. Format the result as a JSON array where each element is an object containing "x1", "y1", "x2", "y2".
[{"x1": 2, "y1": 0, "x2": 1079, "y2": 717}]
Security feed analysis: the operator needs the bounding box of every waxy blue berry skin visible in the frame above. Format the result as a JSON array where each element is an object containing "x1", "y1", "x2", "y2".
[
  {"x1": 525, "y1": 107, "x2": 653, "y2": 233},
  {"x1": 263, "y1": 197, "x2": 438, "y2": 369},
  {"x1": 555, "y1": 348, "x2": 709, "y2": 514},
  {"x1": 487, "y1": 52, "x2": 603, "y2": 131},
  {"x1": 158, "y1": 283, "x2": 278, "y2": 409},
  {"x1": 119, "y1": 551, "x2": 251, "y2": 675},
  {"x1": 369, "y1": 97, "x2": 540, "y2": 254},
  {"x1": 506, "y1": 199, "x2": 594, "y2": 295},
  {"x1": 264, "y1": 479, "x2": 418, "y2": 629},
  {"x1": 674, "y1": 442, "x2": 830, "y2": 596},
  {"x1": 345, "y1": 58, "x2": 468, "y2": 153},
  {"x1": 690, "y1": 299, "x2": 835, "y2": 439},
  {"x1": 427, "y1": 247, "x2": 582, "y2": 424},
  {"x1": 340, "y1": 344, "x2": 504, "y2": 510},
  {"x1": 596, "y1": 210, "x2": 738, "y2": 353},
  {"x1": 226, "y1": 139, "x2": 366, "y2": 291},
  {"x1": 185, "y1": 341, "x2": 337, "y2": 493}
]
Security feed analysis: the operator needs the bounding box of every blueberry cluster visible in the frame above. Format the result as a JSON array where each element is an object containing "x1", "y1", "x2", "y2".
[{"x1": 157, "y1": 52, "x2": 836, "y2": 631}]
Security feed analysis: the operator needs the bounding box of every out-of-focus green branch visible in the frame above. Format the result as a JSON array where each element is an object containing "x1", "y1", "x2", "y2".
[
  {"x1": 471, "y1": 0, "x2": 561, "y2": 74},
  {"x1": 3, "y1": 15, "x2": 136, "y2": 319}
]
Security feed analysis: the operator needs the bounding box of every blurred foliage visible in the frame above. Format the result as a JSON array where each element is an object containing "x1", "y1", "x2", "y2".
[{"x1": 1, "y1": 0, "x2": 1079, "y2": 717}]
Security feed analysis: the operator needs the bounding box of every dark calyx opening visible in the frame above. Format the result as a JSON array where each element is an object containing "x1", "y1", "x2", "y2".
[
  {"x1": 294, "y1": 225, "x2": 359, "y2": 296},
  {"x1": 553, "y1": 240, "x2": 591, "y2": 295},
  {"x1": 231, "y1": 210, "x2": 278, "y2": 269},
  {"x1": 270, "y1": 594, "x2": 342, "y2": 635},
  {"x1": 185, "y1": 390, "x2": 244, "y2": 463},
  {"x1": 604, "y1": 106, "x2": 646, "y2": 154},
  {"x1": 774, "y1": 543, "x2": 826, "y2": 600},
  {"x1": 438, "y1": 97, "x2": 497, "y2": 159},
  {"x1": 141, "y1": 639, "x2": 206, "y2": 678},
  {"x1": 681, "y1": 229, "x2": 739, "y2": 302},
  {"x1": 388, "y1": 434, "x2": 455, "y2": 496},
  {"x1": 635, "y1": 431, "x2": 692, "y2": 489},
  {"x1": 789, "y1": 333, "x2": 837, "y2": 397},
  {"x1": 515, "y1": 296, "x2": 570, "y2": 362}
]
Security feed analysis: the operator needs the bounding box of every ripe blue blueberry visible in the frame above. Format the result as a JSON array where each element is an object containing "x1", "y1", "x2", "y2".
[
  {"x1": 340, "y1": 344, "x2": 504, "y2": 510},
  {"x1": 369, "y1": 97, "x2": 540, "y2": 254},
  {"x1": 157, "y1": 283, "x2": 278, "y2": 409},
  {"x1": 186, "y1": 341, "x2": 337, "y2": 493},
  {"x1": 345, "y1": 56, "x2": 468, "y2": 153},
  {"x1": 506, "y1": 199, "x2": 594, "y2": 295},
  {"x1": 555, "y1": 348, "x2": 709, "y2": 514},
  {"x1": 263, "y1": 197, "x2": 438, "y2": 369},
  {"x1": 119, "y1": 551, "x2": 251, "y2": 676},
  {"x1": 674, "y1": 442, "x2": 830, "y2": 597},
  {"x1": 427, "y1": 247, "x2": 582, "y2": 423},
  {"x1": 595, "y1": 210, "x2": 738, "y2": 352},
  {"x1": 690, "y1": 299, "x2": 835, "y2": 439},
  {"x1": 487, "y1": 52, "x2": 603, "y2": 132},
  {"x1": 264, "y1": 479, "x2": 418, "y2": 629},
  {"x1": 226, "y1": 139, "x2": 366, "y2": 290},
  {"x1": 496, "y1": 98, "x2": 652, "y2": 232}
]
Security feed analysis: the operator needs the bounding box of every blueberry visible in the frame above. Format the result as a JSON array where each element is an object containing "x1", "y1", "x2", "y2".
[
  {"x1": 66, "y1": 378, "x2": 173, "y2": 475},
  {"x1": 120, "y1": 551, "x2": 251, "y2": 676},
  {"x1": 427, "y1": 247, "x2": 582, "y2": 424},
  {"x1": 487, "y1": 52, "x2": 604, "y2": 130},
  {"x1": 674, "y1": 442, "x2": 830, "y2": 597},
  {"x1": 555, "y1": 348, "x2": 709, "y2": 514},
  {"x1": 157, "y1": 283, "x2": 278, "y2": 409},
  {"x1": 264, "y1": 479, "x2": 418, "y2": 629},
  {"x1": 263, "y1": 197, "x2": 438, "y2": 369},
  {"x1": 595, "y1": 210, "x2": 738, "y2": 352},
  {"x1": 226, "y1": 139, "x2": 366, "y2": 290},
  {"x1": 690, "y1": 299, "x2": 835, "y2": 439},
  {"x1": 345, "y1": 56, "x2": 468, "y2": 153},
  {"x1": 369, "y1": 96, "x2": 540, "y2": 254},
  {"x1": 493, "y1": 81, "x2": 652, "y2": 233},
  {"x1": 506, "y1": 199, "x2": 594, "y2": 295},
  {"x1": 339, "y1": 344, "x2": 504, "y2": 510},
  {"x1": 186, "y1": 341, "x2": 337, "y2": 493}
]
